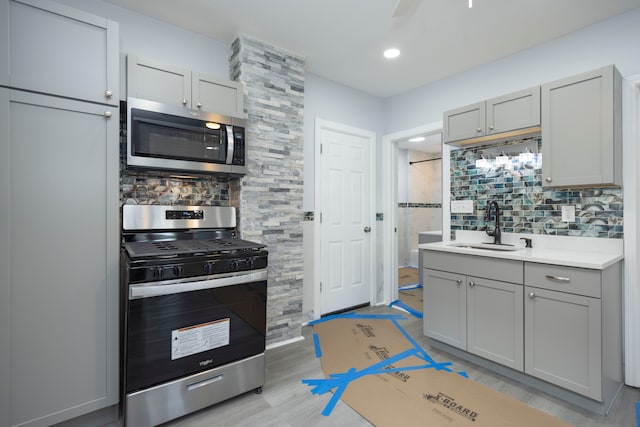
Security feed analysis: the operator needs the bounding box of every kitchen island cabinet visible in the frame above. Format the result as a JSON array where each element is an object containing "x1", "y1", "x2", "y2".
[
  {"x1": 0, "y1": 0, "x2": 119, "y2": 106},
  {"x1": 127, "y1": 55, "x2": 245, "y2": 116},
  {"x1": 541, "y1": 65, "x2": 622, "y2": 187}
]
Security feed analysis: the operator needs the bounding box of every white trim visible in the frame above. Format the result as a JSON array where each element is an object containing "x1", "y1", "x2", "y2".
[
  {"x1": 313, "y1": 118, "x2": 377, "y2": 319},
  {"x1": 382, "y1": 122, "x2": 443, "y2": 306},
  {"x1": 622, "y1": 74, "x2": 640, "y2": 387}
]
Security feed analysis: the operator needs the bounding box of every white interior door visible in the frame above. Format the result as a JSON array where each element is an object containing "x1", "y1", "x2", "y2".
[{"x1": 316, "y1": 119, "x2": 375, "y2": 315}]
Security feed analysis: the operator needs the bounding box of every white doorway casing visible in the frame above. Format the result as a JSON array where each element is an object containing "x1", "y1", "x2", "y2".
[
  {"x1": 314, "y1": 118, "x2": 376, "y2": 317},
  {"x1": 381, "y1": 122, "x2": 448, "y2": 305}
]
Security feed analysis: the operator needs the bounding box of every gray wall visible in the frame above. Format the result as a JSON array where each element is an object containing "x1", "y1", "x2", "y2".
[
  {"x1": 384, "y1": 7, "x2": 640, "y2": 133},
  {"x1": 303, "y1": 73, "x2": 384, "y2": 211}
]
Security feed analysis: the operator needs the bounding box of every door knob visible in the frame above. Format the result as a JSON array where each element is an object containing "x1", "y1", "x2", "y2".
[
  {"x1": 469, "y1": 281, "x2": 476, "y2": 287},
  {"x1": 364, "y1": 226, "x2": 371, "y2": 233},
  {"x1": 528, "y1": 292, "x2": 536, "y2": 299}
]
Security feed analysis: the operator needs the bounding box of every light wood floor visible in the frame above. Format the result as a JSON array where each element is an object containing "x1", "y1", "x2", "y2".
[{"x1": 166, "y1": 304, "x2": 640, "y2": 427}]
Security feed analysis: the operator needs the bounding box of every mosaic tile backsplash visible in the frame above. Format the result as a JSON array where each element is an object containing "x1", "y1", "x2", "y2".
[
  {"x1": 450, "y1": 137, "x2": 623, "y2": 239},
  {"x1": 120, "y1": 173, "x2": 230, "y2": 206}
]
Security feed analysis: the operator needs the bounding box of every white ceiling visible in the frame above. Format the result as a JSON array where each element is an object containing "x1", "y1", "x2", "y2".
[{"x1": 104, "y1": 0, "x2": 640, "y2": 99}]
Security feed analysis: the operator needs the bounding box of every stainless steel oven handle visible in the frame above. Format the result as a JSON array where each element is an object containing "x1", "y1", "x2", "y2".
[{"x1": 129, "y1": 269, "x2": 267, "y2": 299}]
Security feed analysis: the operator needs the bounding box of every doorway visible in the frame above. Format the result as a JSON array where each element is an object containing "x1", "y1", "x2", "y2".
[
  {"x1": 397, "y1": 134, "x2": 443, "y2": 268},
  {"x1": 382, "y1": 122, "x2": 450, "y2": 305}
]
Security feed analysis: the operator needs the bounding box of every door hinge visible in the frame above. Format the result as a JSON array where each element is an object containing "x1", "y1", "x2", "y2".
[
  {"x1": 320, "y1": 144, "x2": 323, "y2": 154},
  {"x1": 320, "y1": 282, "x2": 322, "y2": 292},
  {"x1": 319, "y1": 212, "x2": 322, "y2": 223}
]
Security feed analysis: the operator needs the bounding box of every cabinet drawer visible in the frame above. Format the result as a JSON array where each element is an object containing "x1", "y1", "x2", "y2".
[
  {"x1": 525, "y1": 263, "x2": 600, "y2": 298},
  {"x1": 423, "y1": 250, "x2": 522, "y2": 284}
]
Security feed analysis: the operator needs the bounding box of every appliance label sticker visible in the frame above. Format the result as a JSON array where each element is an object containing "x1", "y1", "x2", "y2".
[{"x1": 171, "y1": 318, "x2": 230, "y2": 360}]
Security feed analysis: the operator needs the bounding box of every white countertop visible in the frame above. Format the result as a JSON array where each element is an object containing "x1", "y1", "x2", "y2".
[{"x1": 418, "y1": 231, "x2": 623, "y2": 270}]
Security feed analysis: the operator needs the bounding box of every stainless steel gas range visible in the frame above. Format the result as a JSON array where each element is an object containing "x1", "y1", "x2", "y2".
[{"x1": 120, "y1": 205, "x2": 267, "y2": 427}]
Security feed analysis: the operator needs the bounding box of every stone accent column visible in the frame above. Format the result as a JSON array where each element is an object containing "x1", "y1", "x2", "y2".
[{"x1": 229, "y1": 34, "x2": 305, "y2": 345}]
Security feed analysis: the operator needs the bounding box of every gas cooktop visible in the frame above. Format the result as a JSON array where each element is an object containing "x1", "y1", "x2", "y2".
[{"x1": 123, "y1": 238, "x2": 266, "y2": 259}]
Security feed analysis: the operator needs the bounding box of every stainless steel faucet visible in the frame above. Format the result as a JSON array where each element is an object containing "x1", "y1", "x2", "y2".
[{"x1": 485, "y1": 200, "x2": 502, "y2": 245}]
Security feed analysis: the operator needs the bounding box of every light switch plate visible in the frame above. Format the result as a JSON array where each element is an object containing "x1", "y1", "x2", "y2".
[
  {"x1": 561, "y1": 205, "x2": 575, "y2": 222},
  {"x1": 451, "y1": 200, "x2": 474, "y2": 214}
]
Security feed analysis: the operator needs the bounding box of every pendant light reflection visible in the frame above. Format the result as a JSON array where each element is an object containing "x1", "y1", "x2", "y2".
[
  {"x1": 495, "y1": 151, "x2": 509, "y2": 166},
  {"x1": 205, "y1": 122, "x2": 221, "y2": 130}
]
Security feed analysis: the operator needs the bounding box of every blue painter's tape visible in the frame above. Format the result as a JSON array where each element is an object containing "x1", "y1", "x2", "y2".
[
  {"x1": 635, "y1": 401, "x2": 639, "y2": 427},
  {"x1": 313, "y1": 333, "x2": 322, "y2": 358},
  {"x1": 399, "y1": 283, "x2": 422, "y2": 290},
  {"x1": 309, "y1": 312, "x2": 406, "y2": 326}
]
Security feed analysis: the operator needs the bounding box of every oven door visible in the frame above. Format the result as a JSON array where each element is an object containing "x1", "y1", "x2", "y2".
[{"x1": 124, "y1": 269, "x2": 267, "y2": 393}]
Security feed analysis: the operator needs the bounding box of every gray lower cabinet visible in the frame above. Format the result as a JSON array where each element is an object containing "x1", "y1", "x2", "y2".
[
  {"x1": 422, "y1": 250, "x2": 623, "y2": 414},
  {"x1": 423, "y1": 252, "x2": 524, "y2": 371},
  {"x1": 541, "y1": 64, "x2": 622, "y2": 187},
  {"x1": 0, "y1": 89, "x2": 119, "y2": 427},
  {"x1": 127, "y1": 54, "x2": 245, "y2": 116},
  {"x1": 0, "y1": 0, "x2": 119, "y2": 106},
  {"x1": 524, "y1": 262, "x2": 623, "y2": 406}
]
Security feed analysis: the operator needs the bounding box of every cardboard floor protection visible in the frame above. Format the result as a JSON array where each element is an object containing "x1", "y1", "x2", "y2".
[
  {"x1": 395, "y1": 268, "x2": 423, "y2": 316},
  {"x1": 305, "y1": 314, "x2": 571, "y2": 427}
]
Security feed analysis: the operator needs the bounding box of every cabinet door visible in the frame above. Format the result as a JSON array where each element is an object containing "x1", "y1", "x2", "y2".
[
  {"x1": 524, "y1": 286, "x2": 602, "y2": 400},
  {"x1": 541, "y1": 65, "x2": 621, "y2": 187},
  {"x1": 443, "y1": 102, "x2": 485, "y2": 143},
  {"x1": 423, "y1": 269, "x2": 466, "y2": 349},
  {"x1": 467, "y1": 277, "x2": 524, "y2": 370},
  {"x1": 127, "y1": 55, "x2": 191, "y2": 108},
  {"x1": 486, "y1": 87, "x2": 540, "y2": 135},
  {"x1": 0, "y1": 0, "x2": 118, "y2": 105},
  {"x1": 192, "y1": 73, "x2": 244, "y2": 116},
  {"x1": 0, "y1": 89, "x2": 119, "y2": 427}
]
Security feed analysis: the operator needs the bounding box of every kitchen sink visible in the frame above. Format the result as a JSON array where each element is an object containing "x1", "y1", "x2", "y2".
[{"x1": 447, "y1": 242, "x2": 522, "y2": 252}]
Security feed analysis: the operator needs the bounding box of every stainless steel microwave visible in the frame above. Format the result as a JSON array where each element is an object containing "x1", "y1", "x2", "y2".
[{"x1": 126, "y1": 97, "x2": 247, "y2": 176}]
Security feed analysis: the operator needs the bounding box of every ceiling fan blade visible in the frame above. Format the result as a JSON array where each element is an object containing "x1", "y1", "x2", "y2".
[{"x1": 392, "y1": 0, "x2": 419, "y2": 18}]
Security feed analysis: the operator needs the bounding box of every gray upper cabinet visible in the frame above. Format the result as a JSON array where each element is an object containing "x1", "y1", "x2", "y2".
[
  {"x1": 126, "y1": 55, "x2": 191, "y2": 108},
  {"x1": 192, "y1": 72, "x2": 245, "y2": 117},
  {"x1": 127, "y1": 55, "x2": 245, "y2": 116},
  {"x1": 0, "y1": 0, "x2": 119, "y2": 106},
  {"x1": 443, "y1": 102, "x2": 485, "y2": 142},
  {"x1": 541, "y1": 65, "x2": 622, "y2": 187},
  {"x1": 443, "y1": 87, "x2": 540, "y2": 144},
  {"x1": 0, "y1": 89, "x2": 119, "y2": 427}
]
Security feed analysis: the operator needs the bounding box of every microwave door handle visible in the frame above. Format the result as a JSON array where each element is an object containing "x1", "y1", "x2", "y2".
[{"x1": 225, "y1": 125, "x2": 234, "y2": 165}]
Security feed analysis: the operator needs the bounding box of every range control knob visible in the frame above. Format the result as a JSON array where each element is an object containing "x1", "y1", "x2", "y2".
[
  {"x1": 151, "y1": 267, "x2": 164, "y2": 280},
  {"x1": 247, "y1": 257, "x2": 255, "y2": 268},
  {"x1": 173, "y1": 265, "x2": 184, "y2": 277},
  {"x1": 230, "y1": 260, "x2": 241, "y2": 271},
  {"x1": 203, "y1": 262, "x2": 215, "y2": 274}
]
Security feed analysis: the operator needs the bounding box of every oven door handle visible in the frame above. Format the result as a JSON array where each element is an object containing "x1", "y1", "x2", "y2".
[{"x1": 129, "y1": 269, "x2": 267, "y2": 299}]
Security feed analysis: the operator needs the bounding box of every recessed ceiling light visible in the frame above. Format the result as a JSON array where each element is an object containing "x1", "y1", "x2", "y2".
[
  {"x1": 409, "y1": 136, "x2": 425, "y2": 142},
  {"x1": 383, "y1": 48, "x2": 400, "y2": 59}
]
